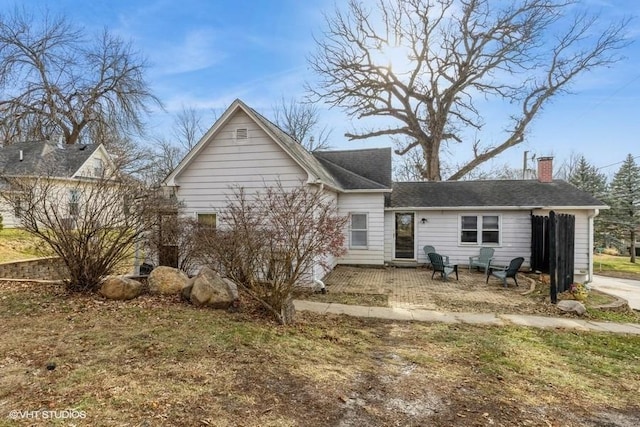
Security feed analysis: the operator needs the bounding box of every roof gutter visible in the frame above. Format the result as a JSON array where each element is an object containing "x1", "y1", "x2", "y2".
[{"x1": 384, "y1": 205, "x2": 609, "y2": 211}]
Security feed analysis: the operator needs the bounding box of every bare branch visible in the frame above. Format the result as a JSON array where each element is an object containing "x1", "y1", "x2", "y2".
[
  {"x1": 0, "y1": 9, "x2": 162, "y2": 146},
  {"x1": 308, "y1": 0, "x2": 629, "y2": 180}
]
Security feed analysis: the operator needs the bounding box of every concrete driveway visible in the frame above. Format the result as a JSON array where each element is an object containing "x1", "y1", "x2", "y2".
[{"x1": 591, "y1": 275, "x2": 640, "y2": 311}]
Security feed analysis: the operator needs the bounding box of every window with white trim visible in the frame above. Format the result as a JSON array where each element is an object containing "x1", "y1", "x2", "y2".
[
  {"x1": 350, "y1": 213, "x2": 368, "y2": 248},
  {"x1": 93, "y1": 158, "x2": 104, "y2": 177},
  {"x1": 460, "y1": 215, "x2": 500, "y2": 245},
  {"x1": 197, "y1": 213, "x2": 217, "y2": 229},
  {"x1": 69, "y1": 189, "x2": 80, "y2": 217}
]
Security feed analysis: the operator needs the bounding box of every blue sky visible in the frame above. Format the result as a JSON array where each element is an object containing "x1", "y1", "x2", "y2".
[{"x1": 3, "y1": 0, "x2": 640, "y2": 178}]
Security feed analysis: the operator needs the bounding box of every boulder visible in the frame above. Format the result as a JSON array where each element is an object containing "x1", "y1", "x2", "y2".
[
  {"x1": 189, "y1": 267, "x2": 238, "y2": 308},
  {"x1": 148, "y1": 266, "x2": 189, "y2": 295},
  {"x1": 100, "y1": 276, "x2": 143, "y2": 300},
  {"x1": 181, "y1": 281, "x2": 194, "y2": 302},
  {"x1": 557, "y1": 299, "x2": 587, "y2": 316}
]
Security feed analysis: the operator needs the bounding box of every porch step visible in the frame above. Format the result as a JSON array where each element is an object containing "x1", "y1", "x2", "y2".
[{"x1": 388, "y1": 260, "x2": 421, "y2": 268}]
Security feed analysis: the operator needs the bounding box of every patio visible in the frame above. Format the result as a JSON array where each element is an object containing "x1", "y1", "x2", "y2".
[{"x1": 322, "y1": 265, "x2": 548, "y2": 315}]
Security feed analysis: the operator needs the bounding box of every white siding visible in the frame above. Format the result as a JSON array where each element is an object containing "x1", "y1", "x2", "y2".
[
  {"x1": 385, "y1": 208, "x2": 594, "y2": 272},
  {"x1": 532, "y1": 209, "x2": 593, "y2": 273},
  {"x1": 385, "y1": 210, "x2": 532, "y2": 268},
  {"x1": 337, "y1": 193, "x2": 385, "y2": 265},
  {"x1": 174, "y1": 110, "x2": 309, "y2": 215},
  {"x1": 74, "y1": 146, "x2": 112, "y2": 178}
]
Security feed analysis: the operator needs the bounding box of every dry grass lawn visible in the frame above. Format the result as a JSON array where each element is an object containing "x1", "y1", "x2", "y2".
[{"x1": 1, "y1": 281, "x2": 639, "y2": 426}]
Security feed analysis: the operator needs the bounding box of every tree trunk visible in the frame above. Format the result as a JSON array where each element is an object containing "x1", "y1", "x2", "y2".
[
  {"x1": 422, "y1": 142, "x2": 441, "y2": 181},
  {"x1": 631, "y1": 229, "x2": 636, "y2": 264}
]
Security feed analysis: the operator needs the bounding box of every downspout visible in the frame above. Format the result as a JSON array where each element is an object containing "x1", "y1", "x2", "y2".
[
  {"x1": 586, "y1": 209, "x2": 600, "y2": 283},
  {"x1": 314, "y1": 179, "x2": 327, "y2": 293}
]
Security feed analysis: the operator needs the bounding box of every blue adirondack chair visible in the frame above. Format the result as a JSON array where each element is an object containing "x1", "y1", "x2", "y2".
[
  {"x1": 428, "y1": 252, "x2": 458, "y2": 281},
  {"x1": 486, "y1": 257, "x2": 524, "y2": 287},
  {"x1": 469, "y1": 247, "x2": 494, "y2": 274},
  {"x1": 424, "y1": 245, "x2": 449, "y2": 270}
]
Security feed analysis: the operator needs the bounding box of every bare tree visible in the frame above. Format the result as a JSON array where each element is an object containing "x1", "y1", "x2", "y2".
[
  {"x1": 199, "y1": 182, "x2": 348, "y2": 324},
  {"x1": 273, "y1": 97, "x2": 332, "y2": 151},
  {"x1": 146, "y1": 106, "x2": 207, "y2": 185},
  {"x1": 0, "y1": 171, "x2": 155, "y2": 292},
  {"x1": 308, "y1": 0, "x2": 629, "y2": 181},
  {"x1": 393, "y1": 147, "x2": 424, "y2": 181},
  {"x1": 0, "y1": 8, "x2": 161, "y2": 145}
]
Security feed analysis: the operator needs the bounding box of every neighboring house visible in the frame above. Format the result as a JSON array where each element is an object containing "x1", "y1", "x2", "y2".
[
  {"x1": 0, "y1": 140, "x2": 115, "y2": 228},
  {"x1": 164, "y1": 99, "x2": 607, "y2": 283}
]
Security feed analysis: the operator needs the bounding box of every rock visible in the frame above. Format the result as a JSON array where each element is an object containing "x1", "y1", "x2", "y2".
[
  {"x1": 100, "y1": 276, "x2": 143, "y2": 300},
  {"x1": 181, "y1": 281, "x2": 194, "y2": 302},
  {"x1": 189, "y1": 267, "x2": 238, "y2": 309},
  {"x1": 557, "y1": 299, "x2": 587, "y2": 315},
  {"x1": 148, "y1": 266, "x2": 189, "y2": 295}
]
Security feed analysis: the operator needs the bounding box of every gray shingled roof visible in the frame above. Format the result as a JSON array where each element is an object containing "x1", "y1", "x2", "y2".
[
  {"x1": 313, "y1": 148, "x2": 392, "y2": 190},
  {"x1": 387, "y1": 180, "x2": 607, "y2": 208},
  {"x1": 246, "y1": 104, "x2": 343, "y2": 190},
  {"x1": 0, "y1": 141, "x2": 99, "y2": 177}
]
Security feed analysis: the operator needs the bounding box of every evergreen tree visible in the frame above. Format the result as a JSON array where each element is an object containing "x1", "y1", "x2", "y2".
[
  {"x1": 609, "y1": 154, "x2": 640, "y2": 262},
  {"x1": 568, "y1": 156, "x2": 610, "y2": 248},
  {"x1": 568, "y1": 157, "x2": 607, "y2": 197}
]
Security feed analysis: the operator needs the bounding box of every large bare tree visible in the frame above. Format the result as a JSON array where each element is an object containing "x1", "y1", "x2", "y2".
[
  {"x1": 308, "y1": 0, "x2": 629, "y2": 180},
  {"x1": 273, "y1": 97, "x2": 332, "y2": 151},
  {"x1": 0, "y1": 8, "x2": 161, "y2": 145}
]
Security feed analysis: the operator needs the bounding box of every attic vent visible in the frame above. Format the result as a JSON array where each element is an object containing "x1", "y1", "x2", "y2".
[{"x1": 236, "y1": 128, "x2": 248, "y2": 140}]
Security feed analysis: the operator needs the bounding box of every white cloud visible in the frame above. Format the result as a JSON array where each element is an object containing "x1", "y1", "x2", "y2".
[{"x1": 148, "y1": 28, "x2": 225, "y2": 76}]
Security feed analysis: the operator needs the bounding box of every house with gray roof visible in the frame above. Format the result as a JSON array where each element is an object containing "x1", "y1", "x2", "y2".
[
  {"x1": 164, "y1": 99, "x2": 606, "y2": 282},
  {"x1": 0, "y1": 140, "x2": 114, "y2": 228}
]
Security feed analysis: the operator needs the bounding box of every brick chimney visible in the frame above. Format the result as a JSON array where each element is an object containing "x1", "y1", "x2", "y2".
[{"x1": 537, "y1": 156, "x2": 553, "y2": 183}]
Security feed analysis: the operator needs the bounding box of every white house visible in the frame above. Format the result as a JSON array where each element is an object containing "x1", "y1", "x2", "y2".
[
  {"x1": 0, "y1": 140, "x2": 115, "y2": 228},
  {"x1": 164, "y1": 99, "x2": 607, "y2": 283}
]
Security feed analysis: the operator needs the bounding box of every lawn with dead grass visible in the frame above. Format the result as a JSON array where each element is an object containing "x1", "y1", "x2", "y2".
[{"x1": 1, "y1": 281, "x2": 639, "y2": 426}]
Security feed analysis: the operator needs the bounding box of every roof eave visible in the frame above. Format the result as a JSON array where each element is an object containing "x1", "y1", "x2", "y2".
[{"x1": 385, "y1": 205, "x2": 607, "y2": 211}]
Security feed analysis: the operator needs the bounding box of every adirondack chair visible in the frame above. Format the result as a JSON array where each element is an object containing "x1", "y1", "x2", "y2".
[
  {"x1": 468, "y1": 247, "x2": 495, "y2": 273},
  {"x1": 428, "y1": 252, "x2": 458, "y2": 281},
  {"x1": 423, "y1": 245, "x2": 449, "y2": 269},
  {"x1": 486, "y1": 257, "x2": 524, "y2": 287}
]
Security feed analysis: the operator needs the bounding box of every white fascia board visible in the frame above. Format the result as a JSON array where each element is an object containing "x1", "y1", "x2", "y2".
[
  {"x1": 342, "y1": 188, "x2": 392, "y2": 193},
  {"x1": 385, "y1": 205, "x2": 608, "y2": 211}
]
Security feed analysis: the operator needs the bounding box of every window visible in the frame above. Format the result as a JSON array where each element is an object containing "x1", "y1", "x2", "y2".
[
  {"x1": 69, "y1": 189, "x2": 80, "y2": 217},
  {"x1": 13, "y1": 196, "x2": 22, "y2": 217},
  {"x1": 93, "y1": 158, "x2": 104, "y2": 177},
  {"x1": 350, "y1": 213, "x2": 368, "y2": 248},
  {"x1": 197, "y1": 213, "x2": 217, "y2": 229},
  {"x1": 460, "y1": 215, "x2": 500, "y2": 245}
]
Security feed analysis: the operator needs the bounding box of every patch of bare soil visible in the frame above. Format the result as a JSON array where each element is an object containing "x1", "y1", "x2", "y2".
[{"x1": 0, "y1": 281, "x2": 639, "y2": 426}]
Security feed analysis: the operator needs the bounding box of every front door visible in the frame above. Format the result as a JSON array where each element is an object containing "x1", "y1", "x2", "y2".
[{"x1": 395, "y1": 212, "x2": 415, "y2": 259}]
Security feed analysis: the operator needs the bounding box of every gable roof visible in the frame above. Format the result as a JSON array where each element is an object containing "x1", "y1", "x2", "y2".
[
  {"x1": 164, "y1": 99, "x2": 391, "y2": 193},
  {"x1": 313, "y1": 148, "x2": 392, "y2": 190},
  {"x1": 0, "y1": 140, "x2": 102, "y2": 178},
  {"x1": 387, "y1": 180, "x2": 607, "y2": 210}
]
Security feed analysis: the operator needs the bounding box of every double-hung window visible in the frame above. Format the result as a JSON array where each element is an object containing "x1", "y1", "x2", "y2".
[
  {"x1": 350, "y1": 213, "x2": 368, "y2": 249},
  {"x1": 460, "y1": 215, "x2": 500, "y2": 245},
  {"x1": 69, "y1": 189, "x2": 81, "y2": 217},
  {"x1": 197, "y1": 213, "x2": 217, "y2": 229}
]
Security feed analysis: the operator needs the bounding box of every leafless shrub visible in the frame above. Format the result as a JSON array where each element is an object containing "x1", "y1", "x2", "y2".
[
  {"x1": 0, "y1": 172, "x2": 156, "y2": 292},
  {"x1": 197, "y1": 182, "x2": 348, "y2": 324}
]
